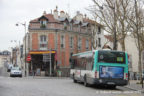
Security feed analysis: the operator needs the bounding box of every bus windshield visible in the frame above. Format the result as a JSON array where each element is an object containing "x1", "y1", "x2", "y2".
[{"x1": 98, "y1": 51, "x2": 125, "y2": 64}]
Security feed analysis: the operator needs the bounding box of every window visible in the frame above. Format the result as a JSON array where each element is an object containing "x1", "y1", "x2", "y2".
[
  {"x1": 86, "y1": 39, "x2": 89, "y2": 50},
  {"x1": 78, "y1": 37, "x2": 81, "y2": 50},
  {"x1": 98, "y1": 51, "x2": 125, "y2": 64},
  {"x1": 64, "y1": 22, "x2": 67, "y2": 30},
  {"x1": 40, "y1": 20, "x2": 47, "y2": 25},
  {"x1": 40, "y1": 35, "x2": 46, "y2": 42},
  {"x1": 98, "y1": 26, "x2": 101, "y2": 34},
  {"x1": 78, "y1": 25, "x2": 81, "y2": 32},
  {"x1": 61, "y1": 35, "x2": 65, "y2": 48},
  {"x1": 70, "y1": 23, "x2": 73, "y2": 31},
  {"x1": 86, "y1": 57, "x2": 93, "y2": 70},
  {"x1": 39, "y1": 35, "x2": 47, "y2": 50},
  {"x1": 40, "y1": 20, "x2": 47, "y2": 28},
  {"x1": 98, "y1": 38, "x2": 101, "y2": 47},
  {"x1": 69, "y1": 36, "x2": 73, "y2": 49}
]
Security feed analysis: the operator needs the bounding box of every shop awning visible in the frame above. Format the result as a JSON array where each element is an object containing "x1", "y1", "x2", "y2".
[{"x1": 29, "y1": 51, "x2": 56, "y2": 54}]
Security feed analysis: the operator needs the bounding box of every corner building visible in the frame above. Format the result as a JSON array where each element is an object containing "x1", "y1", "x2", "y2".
[{"x1": 28, "y1": 8, "x2": 102, "y2": 76}]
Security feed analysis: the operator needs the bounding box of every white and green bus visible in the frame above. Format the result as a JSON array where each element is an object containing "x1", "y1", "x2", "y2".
[{"x1": 70, "y1": 50, "x2": 128, "y2": 88}]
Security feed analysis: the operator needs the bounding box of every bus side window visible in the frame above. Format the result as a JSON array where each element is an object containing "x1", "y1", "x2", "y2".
[{"x1": 86, "y1": 57, "x2": 93, "y2": 70}]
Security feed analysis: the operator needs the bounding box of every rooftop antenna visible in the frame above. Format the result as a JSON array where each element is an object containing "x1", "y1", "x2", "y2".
[
  {"x1": 56, "y1": 5, "x2": 58, "y2": 11},
  {"x1": 51, "y1": 9, "x2": 52, "y2": 14}
]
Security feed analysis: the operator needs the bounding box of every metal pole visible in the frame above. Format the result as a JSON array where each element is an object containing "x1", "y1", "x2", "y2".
[
  {"x1": 142, "y1": 51, "x2": 144, "y2": 88},
  {"x1": 55, "y1": 29, "x2": 58, "y2": 75},
  {"x1": 24, "y1": 22, "x2": 27, "y2": 77},
  {"x1": 50, "y1": 47, "x2": 52, "y2": 76},
  {"x1": 55, "y1": 29, "x2": 58, "y2": 51}
]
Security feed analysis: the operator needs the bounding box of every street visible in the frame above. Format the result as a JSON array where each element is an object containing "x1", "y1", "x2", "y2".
[
  {"x1": 0, "y1": 65, "x2": 143, "y2": 96},
  {"x1": 0, "y1": 76, "x2": 142, "y2": 96}
]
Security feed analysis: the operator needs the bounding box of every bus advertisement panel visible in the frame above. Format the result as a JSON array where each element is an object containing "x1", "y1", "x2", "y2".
[{"x1": 99, "y1": 66, "x2": 124, "y2": 79}]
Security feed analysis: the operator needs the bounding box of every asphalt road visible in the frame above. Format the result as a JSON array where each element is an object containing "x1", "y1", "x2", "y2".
[
  {"x1": 0, "y1": 76, "x2": 142, "y2": 96},
  {"x1": 0, "y1": 64, "x2": 142, "y2": 96}
]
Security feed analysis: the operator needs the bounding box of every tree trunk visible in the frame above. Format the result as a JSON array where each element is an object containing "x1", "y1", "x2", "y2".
[{"x1": 120, "y1": 38, "x2": 125, "y2": 51}]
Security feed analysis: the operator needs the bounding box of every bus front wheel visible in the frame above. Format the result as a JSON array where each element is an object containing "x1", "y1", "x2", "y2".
[
  {"x1": 84, "y1": 75, "x2": 89, "y2": 87},
  {"x1": 73, "y1": 74, "x2": 77, "y2": 83}
]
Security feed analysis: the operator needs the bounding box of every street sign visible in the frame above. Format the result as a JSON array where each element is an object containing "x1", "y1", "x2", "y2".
[
  {"x1": 27, "y1": 54, "x2": 31, "y2": 62},
  {"x1": 43, "y1": 54, "x2": 51, "y2": 62}
]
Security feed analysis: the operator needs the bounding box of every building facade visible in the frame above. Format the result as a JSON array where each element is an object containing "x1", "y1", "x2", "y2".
[
  {"x1": 0, "y1": 51, "x2": 11, "y2": 68},
  {"x1": 27, "y1": 8, "x2": 103, "y2": 76}
]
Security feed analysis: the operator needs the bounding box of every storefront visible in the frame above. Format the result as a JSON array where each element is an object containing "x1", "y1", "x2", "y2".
[{"x1": 28, "y1": 50, "x2": 57, "y2": 76}]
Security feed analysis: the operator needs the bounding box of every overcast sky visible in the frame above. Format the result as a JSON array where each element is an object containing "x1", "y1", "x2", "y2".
[{"x1": 0, "y1": 0, "x2": 93, "y2": 51}]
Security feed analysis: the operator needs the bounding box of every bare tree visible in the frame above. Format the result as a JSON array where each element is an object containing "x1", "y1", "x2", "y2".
[
  {"x1": 127, "y1": 0, "x2": 144, "y2": 83},
  {"x1": 89, "y1": 0, "x2": 132, "y2": 51}
]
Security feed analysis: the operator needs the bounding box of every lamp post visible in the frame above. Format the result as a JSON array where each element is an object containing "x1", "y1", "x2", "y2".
[{"x1": 16, "y1": 22, "x2": 27, "y2": 77}]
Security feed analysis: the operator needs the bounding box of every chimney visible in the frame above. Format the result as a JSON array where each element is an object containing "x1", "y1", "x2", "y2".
[
  {"x1": 75, "y1": 11, "x2": 83, "y2": 22},
  {"x1": 65, "y1": 13, "x2": 69, "y2": 18},
  {"x1": 60, "y1": 11, "x2": 65, "y2": 18},
  {"x1": 43, "y1": 11, "x2": 46, "y2": 15},
  {"x1": 84, "y1": 14, "x2": 87, "y2": 18},
  {"x1": 51, "y1": 9, "x2": 52, "y2": 14},
  {"x1": 77, "y1": 11, "x2": 80, "y2": 15},
  {"x1": 53, "y1": 6, "x2": 58, "y2": 19}
]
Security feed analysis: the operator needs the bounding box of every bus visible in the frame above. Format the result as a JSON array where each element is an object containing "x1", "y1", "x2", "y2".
[{"x1": 70, "y1": 50, "x2": 128, "y2": 88}]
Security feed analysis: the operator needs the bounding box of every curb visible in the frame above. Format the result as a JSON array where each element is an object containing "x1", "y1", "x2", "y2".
[
  {"x1": 124, "y1": 86, "x2": 144, "y2": 93},
  {"x1": 23, "y1": 76, "x2": 70, "y2": 79}
]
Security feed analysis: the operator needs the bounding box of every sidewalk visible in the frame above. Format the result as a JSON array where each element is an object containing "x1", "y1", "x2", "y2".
[
  {"x1": 23, "y1": 76, "x2": 70, "y2": 79},
  {"x1": 125, "y1": 80, "x2": 144, "y2": 93}
]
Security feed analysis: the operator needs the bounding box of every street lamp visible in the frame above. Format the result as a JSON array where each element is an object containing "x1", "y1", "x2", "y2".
[{"x1": 16, "y1": 22, "x2": 27, "y2": 77}]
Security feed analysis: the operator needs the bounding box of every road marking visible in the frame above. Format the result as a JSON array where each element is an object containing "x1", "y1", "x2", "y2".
[{"x1": 116, "y1": 93, "x2": 142, "y2": 96}]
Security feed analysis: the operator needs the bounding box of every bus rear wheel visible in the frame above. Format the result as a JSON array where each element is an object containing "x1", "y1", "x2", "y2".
[{"x1": 107, "y1": 85, "x2": 116, "y2": 89}]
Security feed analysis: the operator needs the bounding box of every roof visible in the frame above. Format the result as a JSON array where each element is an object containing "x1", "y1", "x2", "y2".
[
  {"x1": 104, "y1": 35, "x2": 113, "y2": 42},
  {"x1": 82, "y1": 22, "x2": 89, "y2": 27},
  {"x1": 83, "y1": 18, "x2": 103, "y2": 27},
  {"x1": 30, "y1": 14, "x2": 59, "y2": 23},
  {"x1": 29, "y1": 13, "x2": 104, "y2": 28},
  {"x1": 60, "y1": 10, "x2": 65, "y2": 13},
  {"x1": 102, "y1": 45, "x2": 112, "y2": 50}
]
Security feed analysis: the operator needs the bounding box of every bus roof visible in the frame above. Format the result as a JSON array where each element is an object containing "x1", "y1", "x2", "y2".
[
  {"x1": 72, "y1": 51, "x2": 93, "y2": 56},
  {"x1": 72, "y1": 50, "x2": 126, "y2": 56}
]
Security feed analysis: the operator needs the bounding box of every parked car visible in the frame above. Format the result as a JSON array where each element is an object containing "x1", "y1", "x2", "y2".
[
  {"x1": 7, "y1": 64, "x2": 13, "y2": 72},
  {"x1": 10, "y1": 67, "x2": 22, "y2": 77}
]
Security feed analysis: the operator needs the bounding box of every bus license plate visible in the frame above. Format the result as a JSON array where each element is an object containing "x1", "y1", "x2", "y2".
[{"x1": 107, "y1": 82, "x2": 115, "y2": 85}]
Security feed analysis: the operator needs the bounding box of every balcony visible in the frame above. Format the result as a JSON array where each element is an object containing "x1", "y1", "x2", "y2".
[
  {"x1": 40, "y1": 24, "x2": 46, "y2": 28},
  {"x1": 39, "y1": 43, "x2": 47, "y2": 50}
]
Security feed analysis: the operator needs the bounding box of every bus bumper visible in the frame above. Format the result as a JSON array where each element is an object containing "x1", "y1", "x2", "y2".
[{"x1": 90, "y1": 78, "x2": 128, "y2": 86}]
